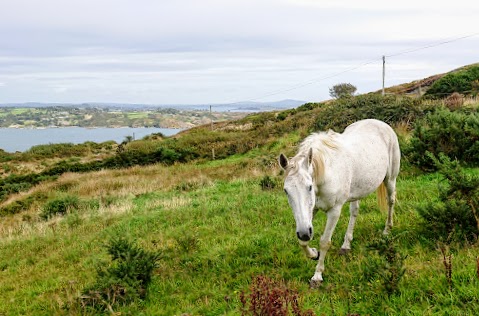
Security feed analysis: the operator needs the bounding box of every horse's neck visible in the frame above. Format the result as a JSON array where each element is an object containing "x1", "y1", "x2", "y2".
[{"x1": 315, "y1": 146, "x2": 350, "y2": 186}]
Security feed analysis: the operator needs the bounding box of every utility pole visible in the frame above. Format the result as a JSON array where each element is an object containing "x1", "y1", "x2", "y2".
[
  {"x1": 210, "y1": 105, "x2": 213, "y2": 131},
  {"x1": 382, "y1": 55, "x2": 386, "y2": 96},
  {"x1": 210, "y1": 105, "x2": 215, "y2": 160}
]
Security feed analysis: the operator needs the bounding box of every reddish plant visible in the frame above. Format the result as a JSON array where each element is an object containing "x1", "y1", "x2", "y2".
[
  {"x1": 240, "y1": 275, "x2": 315, "y2": 316},
  {"x1": 439, "y1": 245, "x2": 453, "y2": 291}
]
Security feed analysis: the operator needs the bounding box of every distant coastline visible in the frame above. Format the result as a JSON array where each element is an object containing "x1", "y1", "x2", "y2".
[{"x1": 0, "y1": 126, "x2": 181, "y2": 153}]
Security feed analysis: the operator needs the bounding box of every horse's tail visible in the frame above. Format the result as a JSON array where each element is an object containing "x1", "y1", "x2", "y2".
[{"x1": 377, "y1": 182, "x2": 388, "y2": 213}]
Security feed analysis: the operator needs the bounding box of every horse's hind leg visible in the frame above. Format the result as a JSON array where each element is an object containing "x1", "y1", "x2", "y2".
[
  {"x1": 383, "y1": 178, "x2": 397, "y2": 235},
  {"x1": 340, "y1": 200, "x2": 359, "y2": 254}
]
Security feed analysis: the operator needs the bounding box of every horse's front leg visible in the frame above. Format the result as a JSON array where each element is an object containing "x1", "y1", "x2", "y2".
[
  {"x1": 310, "y1": 205, "x2": 342, "y2": 288},
  {"x1": 299, "y1": 241, "x2": 319, "y2": 260}
]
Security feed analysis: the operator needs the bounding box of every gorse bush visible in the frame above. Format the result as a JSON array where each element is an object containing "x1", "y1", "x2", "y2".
[
  {"x1": 417, "y1": 154, "x2": 479, "y2": 243},
  {"x1": 314, "y1": 94, "x2": 434, "y2": 132},
  {"x1": 425, "y1": 65, "x2": 479, "y2": 98},
  {"x1": 0, "y1": 173, "x2": 56, "y2": 202},
  {"x1": 259, "y1": 175, "x2": 278, "y2": 190},
  {"x1": 40, "y1": 195, "x2": 80, "y2": 220},
  {"x1": 79, "y1": 236, "x2": 160, "y2": 312},
  {"x1": 366, "y1": 233, "x2": 406, "y2": 296},
  {"x1": 0, "y1": 200, "x2": 25, "y2": 216},
  {"x1": 0, "y1": 194, "x2": 45, "y2": 217},
  {"x1": 46, "y1": 145, "x2": 193, "y2": 173},
  {"x1": 25, "y1": 141, "x2": 116, "y2": 159},
  {"x1": 406, "y1": 108, "x2": 479, "y2": 170}
]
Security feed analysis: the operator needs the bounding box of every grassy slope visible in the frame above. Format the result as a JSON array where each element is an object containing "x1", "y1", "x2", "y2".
[{"x1": 0, "y1": 154, "x2": 478, "y2": 315}]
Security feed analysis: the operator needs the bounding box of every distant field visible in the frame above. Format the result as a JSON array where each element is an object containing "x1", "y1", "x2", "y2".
[
  {"x1": 0, "y1": 106, "x2": 248, "y2": 129},
  {"x1": 126, "y1": 112, "x2": 149, "y2": 119},
  {"x1": 10, "y1": 108, "x2": 30, "y2": 115}
]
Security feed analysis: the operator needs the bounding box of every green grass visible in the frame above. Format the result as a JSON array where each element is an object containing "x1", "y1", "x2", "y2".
[
  {"x1": 10, "y1": 108, "x2": 30, "y2": 115},
  {"x1": 0, "y1": 159, "x2": 478, "y2": 315},
  {"x1": 127, "y1": 112, "x2": 149, "y2": 119}
]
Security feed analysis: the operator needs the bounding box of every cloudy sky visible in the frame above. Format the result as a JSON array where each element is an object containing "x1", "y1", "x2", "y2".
[{"x1": 0, "y1": 0, "x2": 478, "y2": 105}]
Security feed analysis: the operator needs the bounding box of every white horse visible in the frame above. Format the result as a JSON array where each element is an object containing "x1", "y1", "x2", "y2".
[{"x1": 279, "y1": 119, "x2": 400, "y2": 287}]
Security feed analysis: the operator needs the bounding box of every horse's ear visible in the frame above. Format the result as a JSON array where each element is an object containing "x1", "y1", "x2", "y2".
[{"x1": 279, "y1": 153, "x2": 289, "y2": 169}]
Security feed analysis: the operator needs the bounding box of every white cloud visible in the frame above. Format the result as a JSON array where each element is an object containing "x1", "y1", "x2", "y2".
[{"x1": 0, "y1": 0, "x2": 478, "y2": 103}]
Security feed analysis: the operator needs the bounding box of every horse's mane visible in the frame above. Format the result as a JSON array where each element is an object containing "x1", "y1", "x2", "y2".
[{"x1": 288, "y1": 130, "x2": 339, "y2": 183}]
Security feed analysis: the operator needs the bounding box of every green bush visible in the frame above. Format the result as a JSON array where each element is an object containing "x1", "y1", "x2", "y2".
[
  {"x1": 366, "y1": 233, "x2": 406, "y2": 296},
  {"x1": 24, "y1": 141, "x2": 115, "y2": 160},
  {"x1": 259, "y1": 175, "x2": 278, "y2": 190},
  {"x1": 425, "y1": 65, "x2": 479, "y2": 98},
  {"x1": 406, "y1": 108, "x2": 479, "y2": 170},
  {"x1": 0, "y1": 149, "x2": 14, "y2": 163},
  {"x1": 314, "y1": 94, "x2": 433, "y2": 132},
  {"x1": 0, "y1": 201, "x2": 24, "y2": 216},
  {"x1": 0, "y1": 192, "x2": 48, "y2": 217},
  {"x1": 0, "y1": 173, "x2": 57, "y2": 202},
  {"x1": 79, "y1": 236, "x2": 160, "y2": 312},
  {"x1": 40, "y1": 195, "x2": 80, "y2": 220},
  {"x1": 417, "y1": 154, "x2": 479, "y2": 243}
]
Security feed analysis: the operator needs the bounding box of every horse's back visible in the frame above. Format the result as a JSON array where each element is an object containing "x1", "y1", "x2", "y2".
[
  {"x1": 342, "y1": 119, "x2": 399, "y2": 154},
  {"x1": 340, "y1": 119, "x2": 400, "y2": 197},
  {"x1": 343, "y1": 119, "x2": 395, "y2": 140}
]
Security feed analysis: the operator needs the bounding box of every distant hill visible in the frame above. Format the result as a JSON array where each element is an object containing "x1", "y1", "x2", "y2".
[{"x1": 0, "y1": 99, "x2": 306, "y2": 112}]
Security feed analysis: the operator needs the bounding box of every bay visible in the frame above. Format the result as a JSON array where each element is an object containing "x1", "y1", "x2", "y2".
[{"x1": 0, "y1": 127, "x2": 181, "y2": 153}]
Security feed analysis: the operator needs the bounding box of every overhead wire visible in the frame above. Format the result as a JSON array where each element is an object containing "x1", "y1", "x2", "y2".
[
  {"x1": 217, "y1": 32, "x2": 479, "y2": 105},
  {"x1": 385, "y1": 32, "x2": 479, "y2": 58}
]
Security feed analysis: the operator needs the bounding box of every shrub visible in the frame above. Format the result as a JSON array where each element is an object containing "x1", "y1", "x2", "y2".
[
  {"x1": 366, "y1": 233, "x2": 406, "y2": 296},
  {"x1": 425, "y1": 65, "x2": 479, "y2": 98},
  {"x1": 0, "y1": 194, "x2": 43, "y2": 217},
  {"x1": 26, "y1": 143, "x2": 90, "y2": 158},
  {"x1": 79, "y1": 236, "x2": 160, "y2": 312},
  {"x1": 0, "y1": 173, "x2": 57, "y2": 202},
  {"x1": 40, "y1": 195, "x2": 80, "y2": 220},
  {"x1": 259, "y1": 175, "x2": 278, "y2": 190},
  {"x1": 406, "y1": 108, "x2": 479, "y2": 170},
  {"x1": 314, "y1": 94, "x2": 433, "y2": 132},
  {"x1": 296, "y1": 102, "x2": 321, "y2": 112},
  {"x1": 0, "y1": 201, "x2": 24, "y2": 216},
  {"x1": 276, "y1": 109, "x2": 296, "y2": 121},
  {"x1": 417, "y1": 154, "x2": 479, "y2": 243}
]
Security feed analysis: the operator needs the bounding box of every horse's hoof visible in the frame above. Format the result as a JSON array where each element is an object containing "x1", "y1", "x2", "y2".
[
  {"x1": 309, "y1": 279, "x2": 323, "y2": 289},
  {"x1": 338, "y1": 248, "x2": 350, "y2": 255}
]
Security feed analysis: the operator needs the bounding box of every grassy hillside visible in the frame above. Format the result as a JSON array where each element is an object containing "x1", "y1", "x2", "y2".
[
  {"x1": 1, "y1": 156, "x2": 478, "y2": 315},
  {"x1": 1, "y1": 65, "x2": 479, "y2": 315}
]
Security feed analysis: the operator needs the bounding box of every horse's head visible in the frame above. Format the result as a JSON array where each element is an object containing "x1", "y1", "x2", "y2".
[{"x1": 279, "y1": 148, "x2": 316, "y2": 243}]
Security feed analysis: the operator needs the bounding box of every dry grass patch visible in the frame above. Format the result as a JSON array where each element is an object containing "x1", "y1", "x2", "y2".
[
  {"x1": 151, "y1": 196, "x2": 192, "y2": 210},
  {"x1": 0, "y1": 158, "x2": 274, "y2": 243}
]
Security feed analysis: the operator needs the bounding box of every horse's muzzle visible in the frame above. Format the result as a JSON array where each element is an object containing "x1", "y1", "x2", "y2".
[{"x1": 296, "y1": 227, "x2": 313, "y2": 242}]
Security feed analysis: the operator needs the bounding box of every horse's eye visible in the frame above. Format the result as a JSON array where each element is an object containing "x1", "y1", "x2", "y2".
[{"x1": 308, "y1": 185, "x2": 312, "y2": 192}]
